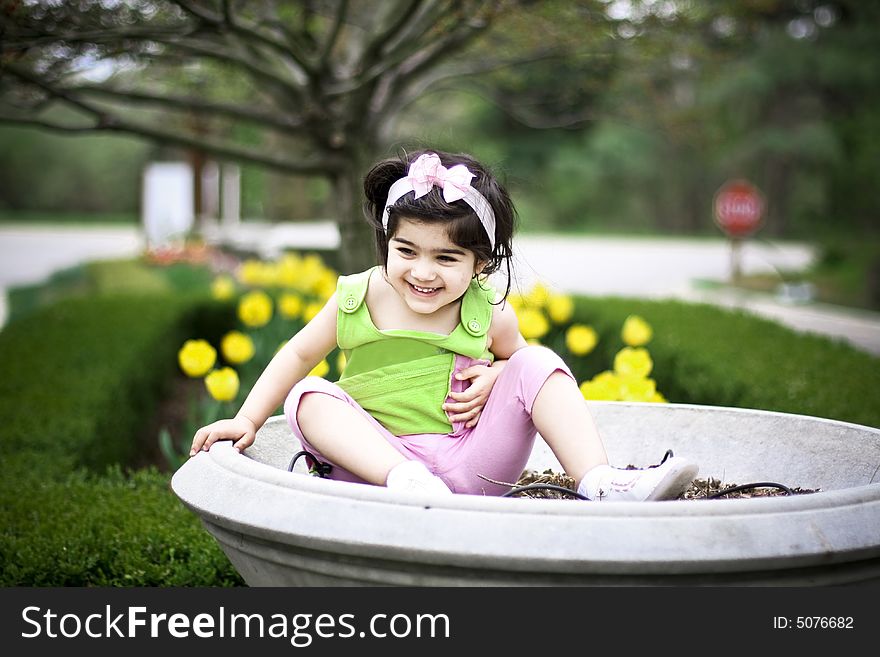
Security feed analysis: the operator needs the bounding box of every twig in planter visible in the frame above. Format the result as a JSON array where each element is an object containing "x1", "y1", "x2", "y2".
[{"x1": 476, "y1": 473, "x2": 518, "y2": 488}]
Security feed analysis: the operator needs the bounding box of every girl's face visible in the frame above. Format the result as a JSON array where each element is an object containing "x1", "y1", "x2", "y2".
[{"x1": 385, "y1": 217, "x2": 483, "y2": 316}]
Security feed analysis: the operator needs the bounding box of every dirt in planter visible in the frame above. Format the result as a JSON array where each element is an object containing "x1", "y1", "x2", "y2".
[{"x1": 493, "y1": 469, "x2": 820, "y2": 500}]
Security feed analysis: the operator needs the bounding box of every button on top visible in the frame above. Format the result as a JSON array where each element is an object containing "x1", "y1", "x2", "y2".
[
  {"x1": 343, "y1": 296, "x2": 358, "y2": 310},
  {"x1": 467, "y1": 319, "x2": 481, "y2": 333}
]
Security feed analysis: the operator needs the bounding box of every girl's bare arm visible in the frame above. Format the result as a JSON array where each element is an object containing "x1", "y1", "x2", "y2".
[
  {"x1": 487, "y1": 302, "x2": 528, "y2": 360},
  {"x1": 190, "y1": 296, "x2": 339, "y2": 454}
]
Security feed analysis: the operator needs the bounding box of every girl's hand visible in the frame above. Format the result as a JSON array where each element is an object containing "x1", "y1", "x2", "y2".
[
  {"x1": 190, "y1": 416, "x2": 258, "y2": 456},
  {"x1": 442, "y1": 363, "x2": 503, "y2": 429}
]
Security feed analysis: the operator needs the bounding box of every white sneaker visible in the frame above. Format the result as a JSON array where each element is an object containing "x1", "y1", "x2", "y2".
[
  {"x1": 385, "y1": 460, "x2": 453, "y2": 495},
  {"x1": 578, "y1": 456, "x2": 698, "y2": 501}
]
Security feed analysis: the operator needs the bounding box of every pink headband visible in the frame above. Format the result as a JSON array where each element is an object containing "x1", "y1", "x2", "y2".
[{"x1": 381, "y1": 153, "x2": 497, "y2": 250}]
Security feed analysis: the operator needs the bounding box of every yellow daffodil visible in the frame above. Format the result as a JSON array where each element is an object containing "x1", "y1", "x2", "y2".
[
  {"x1": 314, "y1": 269, "x2": 338, "y2": 300},
  {"x1": 277, "y1": 253, "x2": 304, "y2": 288},
  {"x1": 619, "y1": 376, "x2": 657, "y2": 402},
  {"x1": 177, "y1": 339, "x2": 217, "y2": 377},
  {"x1": 525, "y1": 282, "x2": 551, "y2": 309},
  {"x1": 237, "y1": 259, "x2": 277, "y2": 287},
  {"x1": 614, "y1": 347, "x2": 653, "y2": 378},
  {"x1": 210, "y1": 275, "x2": 235, "y2": 301},
  {"x1": 622, "y1": 314, "x2": 653, "y2": 347},
  {"x1": 547, "y1": 294, "x2": 574, "y2": 324},
  {"x1": 278, "y1": 292, "x2": 303, "y2": 319},
  {"x1": 337, "y1": 351, "x2": 347, "y2": 374},
  {"x1": 295, "y1": 253, "x2": 326, "y2": 294},
  {"x1": 565, "y1": 324, "x2": 598, "y2": 356},
  {"x1": 302, "y1": 253, "x2": 325, "y2": 272},
  {"x1": 506, "y1": 294, "x2": 526, "y2": 314},
  {"x1": 204, "y1": 367, "x2": 240, "y2": 402},
  {"x1": 518, "y1": 308, "x2": 550, "y2": 340},
  {"x1": 579, "y1": 371, "x2": 621, "y2": 401},
  {"x1": 220, "y1": 331, "x2": 255, "y2": 364},
  {"x1": 238, "y1": 290, "x2": 273, "y2": 327},
  {"x1": 309, "y1": 359, "x2": 330, "y2": 378}
]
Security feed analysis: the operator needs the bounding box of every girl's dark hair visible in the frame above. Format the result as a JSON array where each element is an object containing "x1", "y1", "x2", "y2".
[{"x1": 363, "y1": 148, "x2": 516, "y2": 302}]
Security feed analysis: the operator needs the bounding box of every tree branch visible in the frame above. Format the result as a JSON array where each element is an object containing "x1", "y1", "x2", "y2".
[
  {"x1": 2, "y1": 26, "x2": 196, "y2": 51},
  {"x1": 4, "y1": 63, "x2": 110, "y2": 124},
  {"x1": 379, "y1": 0, "x2": 454, "y2": 60},
  {"x1": 168, "y1": 0, "x2": 316, "y2": 78},
  {"x1": 319, "y1": 0, "x2": 349, "y2": 71},
  {"x1": 155, "y1": 37, "x2": 307, "y2": 100},
  {"x1": 0, "y1": 110, "x2": 343, "y2": 175},
  {"x1": 325, "y1": 0, "x2": 492, "y2": 98},
  {"x1": 2, "y1": 62, "x2": 338, "y2": 174},
  {"x1": 367, "y1": 5, "x2": 496, "y2": 121},
  {"x1": 392, "y1": 46, "x2": 565, "y2": 110},
  {"x1": 76, "y1": 84, "x2": 307, "y2": 136},
  {"x1": 4, "y1": 23, "x2": 308, "y2": 101},
  {"x1": 357, "y1": 0, "x2": 426, "y2": 69}
]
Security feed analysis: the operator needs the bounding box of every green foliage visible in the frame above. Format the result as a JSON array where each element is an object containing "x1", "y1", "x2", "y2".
[
  {"x1": 573, "y1": 296, "x2": 880, "y2": 429},
  {"x1": 0, "y1": 295, "x2": 243, "y2": 586},
  {"x1": 7, "y1": 257, "x2": 219, "y2": 325},
  {"x1": 86, "y1": 259, "x2": 172, "y2": 295},
  {"x1": 0, "y1": 295, "x2": 185, "y2": 470},
  {"x1": 0, "y1": 112, "x2": 151, "y2": 213},
  {"x1": 0, "y1": 462, "x2": 241, "y2": 586},
  {"x1": 396, "y1": 1, "x2": 880, "y2": 243}
]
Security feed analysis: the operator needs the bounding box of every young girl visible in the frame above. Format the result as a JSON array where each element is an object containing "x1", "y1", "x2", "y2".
[{"x1": 190, "y1": 150, "x2": 698, "y2": 501}]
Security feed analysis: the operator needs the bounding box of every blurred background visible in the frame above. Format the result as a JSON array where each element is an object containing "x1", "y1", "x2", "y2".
[{"x1": 1, "y1": 0, "x2": 878, "y2": 314}]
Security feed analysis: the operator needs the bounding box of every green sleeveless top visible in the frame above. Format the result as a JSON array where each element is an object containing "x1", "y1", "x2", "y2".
[{"x1": 335, "y1": 266, "x2": 495, "y2": 436}]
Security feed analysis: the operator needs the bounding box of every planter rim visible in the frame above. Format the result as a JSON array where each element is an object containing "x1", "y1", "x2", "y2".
[{"x1": 171, "y1": 402, "x2": 880, "y2": 574}]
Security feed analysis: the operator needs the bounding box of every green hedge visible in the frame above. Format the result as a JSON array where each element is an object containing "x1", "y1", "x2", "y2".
[
  {"x1": 0, "y1": 295, "x2": 243, "y2": 586},
  {"x1": 7, "y1": 257, "x2": 216, "y2": 325},
  {"x1": 569, "y1": 297, "x2": 880, "y2": 429}
]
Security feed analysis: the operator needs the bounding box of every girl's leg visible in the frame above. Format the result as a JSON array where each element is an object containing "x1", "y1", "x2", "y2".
[
  {"x1": 530, "y1": 370, "x2": 609, "y2": 485},
  {"x1": 441, "y1": 346, "x2": 696, "y2": 500},
  {"x1": 284, "y1": 377, "x2": 450, "y2": 493},
  {"x1": 436, "y1": 347, "x2": 572, "y2": 495},
  {"x1": 529, "y1": 360, "x2": 698, "y2": 501},
  {"x1": 295, "y1": 389, "x2": 407, "y2": 485}
]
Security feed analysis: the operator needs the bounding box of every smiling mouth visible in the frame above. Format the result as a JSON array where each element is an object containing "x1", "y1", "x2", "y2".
[{"x1": 408, "y1": 282, "x2": 441, "y2": 296}]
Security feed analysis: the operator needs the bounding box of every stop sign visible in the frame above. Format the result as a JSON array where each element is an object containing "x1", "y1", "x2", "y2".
[{"x1": 714, "y1": 179, "x2": 764, "y2": 238}]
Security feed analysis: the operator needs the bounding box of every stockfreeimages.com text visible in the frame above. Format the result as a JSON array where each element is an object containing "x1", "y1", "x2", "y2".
[{"x1": 21, "y1": 605, "x2": 450, "y2": 646}]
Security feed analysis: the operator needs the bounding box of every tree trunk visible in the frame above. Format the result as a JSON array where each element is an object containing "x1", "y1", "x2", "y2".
[
  {"x1": 331, "y1": 152, "x2": 378, "y2": 274},
  {"x1": 189, "y1": 148, "x2": 206, "y2": 230}
]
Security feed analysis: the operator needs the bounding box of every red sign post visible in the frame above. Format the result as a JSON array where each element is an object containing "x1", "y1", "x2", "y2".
[{"x1": 713, "y1": 179, "x2": 765, "y2": 281}]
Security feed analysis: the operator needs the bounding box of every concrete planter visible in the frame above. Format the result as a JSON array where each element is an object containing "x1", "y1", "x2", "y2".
[{"x1": 171, "y1": 402, "x2": 880, "y2": 585}]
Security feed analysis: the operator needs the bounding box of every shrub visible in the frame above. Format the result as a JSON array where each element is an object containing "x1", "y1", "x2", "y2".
[
  {"x1": 574, "y1": 296, "x2": 880, "y2": 429},
  {"x1": 0, "y1": 294, "x2": 243, "y2": 586},
  {"x1": 0, "y1": 463, "x2": 241, "y2": 586}
]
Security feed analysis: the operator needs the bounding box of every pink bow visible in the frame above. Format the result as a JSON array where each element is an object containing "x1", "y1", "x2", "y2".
[{"x1": 407, "y1": 153, "x2": 475, "y2": 203}]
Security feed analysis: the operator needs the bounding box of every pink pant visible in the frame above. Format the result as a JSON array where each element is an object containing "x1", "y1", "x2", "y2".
[{"x1": 284, "y1": 345, "x2": 573, "y2": 496}]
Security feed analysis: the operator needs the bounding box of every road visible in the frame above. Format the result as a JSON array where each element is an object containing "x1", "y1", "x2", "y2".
[{"x1": 1, "y1": 222, "x2": 878, "y2": 356}]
